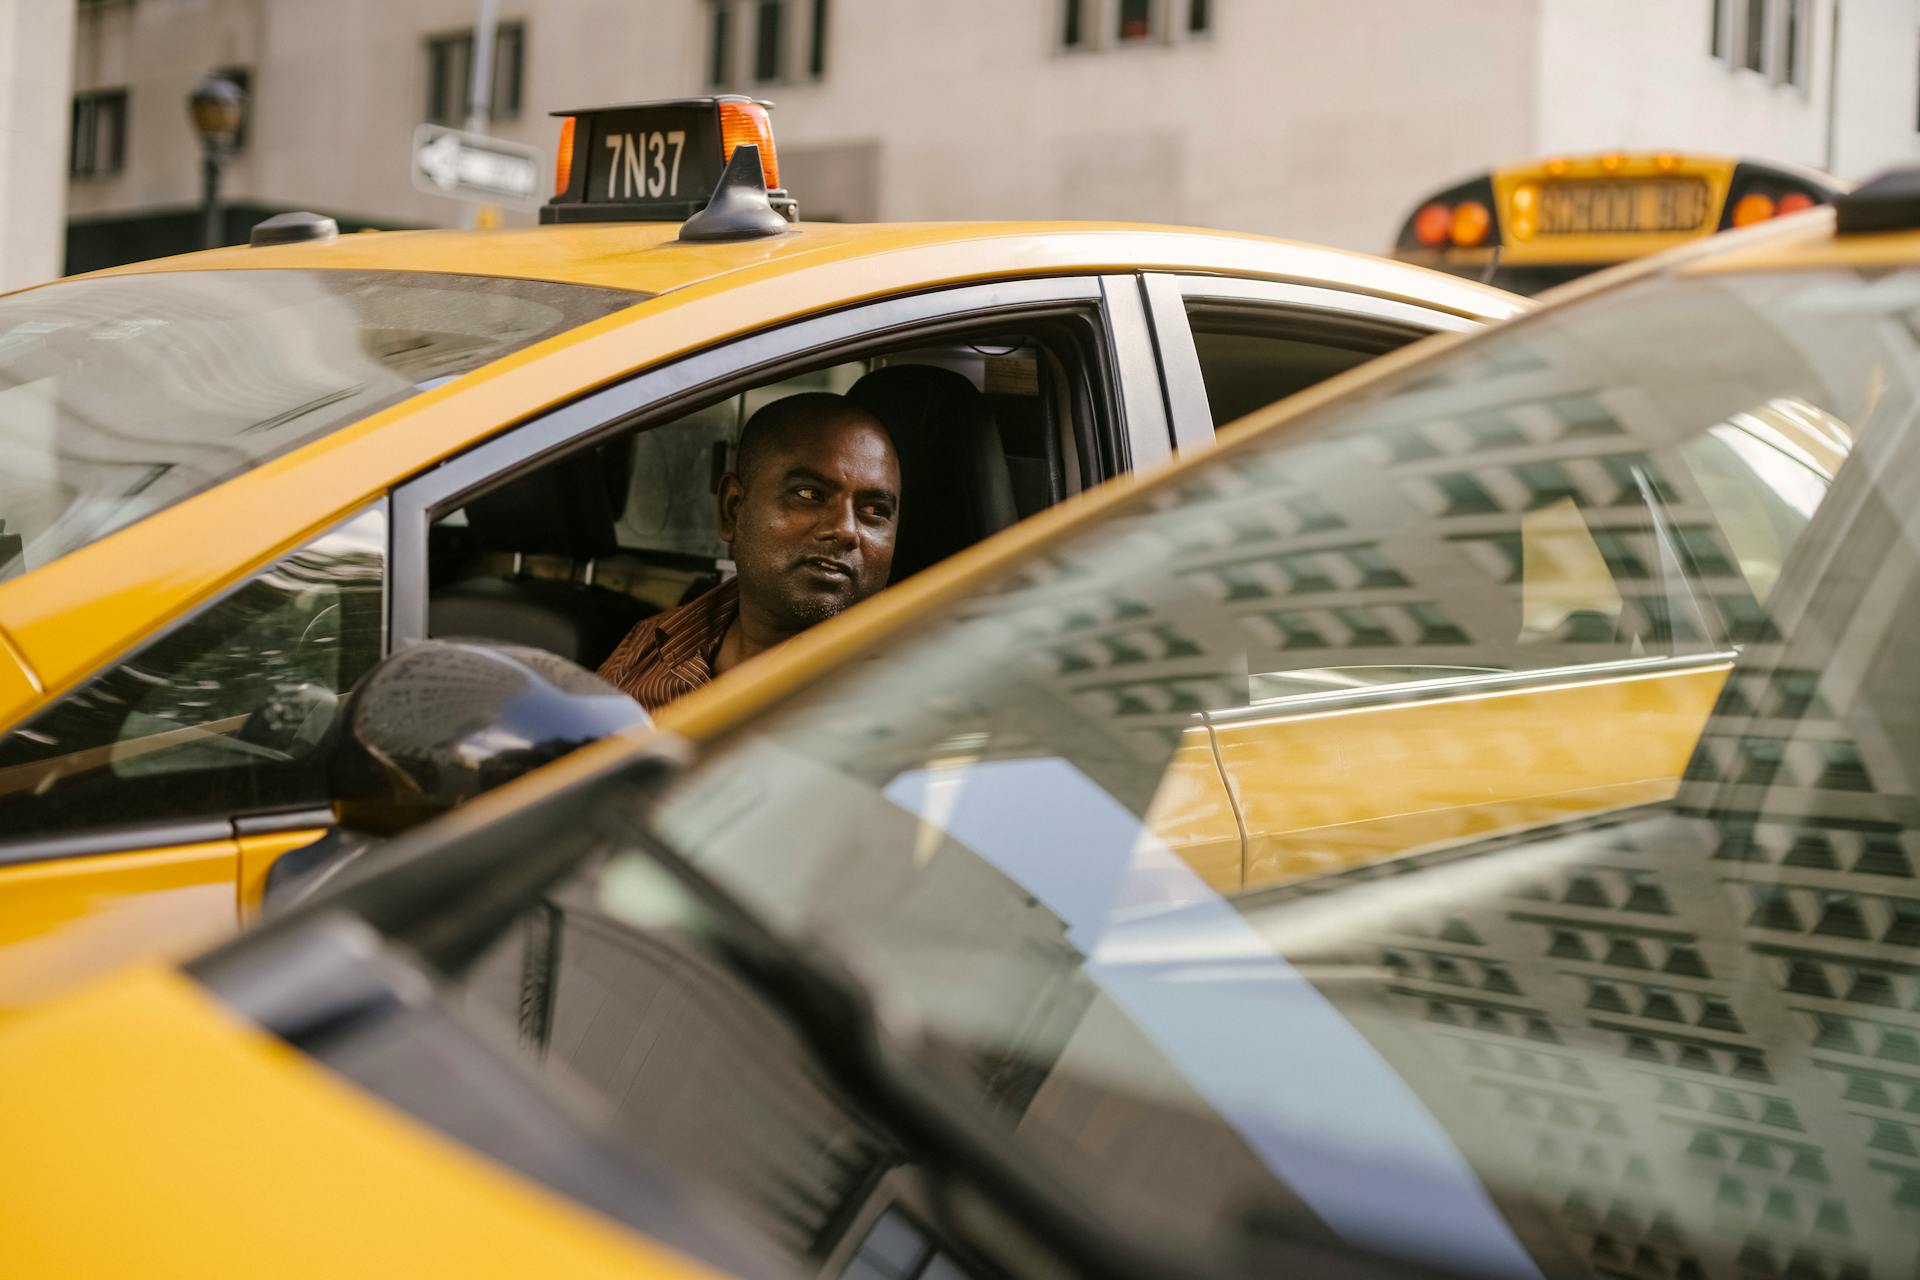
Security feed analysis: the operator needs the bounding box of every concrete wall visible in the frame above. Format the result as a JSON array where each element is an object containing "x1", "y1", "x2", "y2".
[
  {"x1": 59, "y1": 0, "x2": 1920, "y2": 267},
  {"x1": 761, "y1": 0, "x2": 1541, "y2": 251},
  {"x1": 0, "y1": 0, "x2": 75, "y2": 290},
  {"x1": 63, "y1": 0, "x2": 1541, "y2": 252},
  {"x1": 1533, "y1": 0, "x2": 1920, "y2": 181}
]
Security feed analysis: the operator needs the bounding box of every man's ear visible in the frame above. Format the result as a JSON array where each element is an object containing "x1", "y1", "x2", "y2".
[{"x1": 716, "y1": 472, "x2": 744, "y2": 542}]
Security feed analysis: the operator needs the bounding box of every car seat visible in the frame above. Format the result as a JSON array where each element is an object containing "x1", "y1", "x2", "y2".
[
  {"x1": 848, "y1": 365, "x2": 1017, "y2": 582},
  {"x1": 429, "y1": 439, "x2": 653, "y2": 668}
]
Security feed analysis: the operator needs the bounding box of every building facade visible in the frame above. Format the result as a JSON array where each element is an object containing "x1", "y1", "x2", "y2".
[
  {"x1": 41, "y1": 0, "x2": 1920, "y2": 277},
  {"x1": 0, "y1": 0, "x2": 74, "y2": 290}
]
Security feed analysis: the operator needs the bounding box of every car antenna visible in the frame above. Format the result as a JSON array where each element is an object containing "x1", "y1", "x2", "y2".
[{"x1": 678, "y1": 144, "x2": 791, "y2": 243}]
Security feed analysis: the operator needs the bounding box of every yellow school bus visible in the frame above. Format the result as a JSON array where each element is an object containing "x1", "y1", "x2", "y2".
[{"x1": 1393, "y1": 151, "x2": 1846, "y2": 293}]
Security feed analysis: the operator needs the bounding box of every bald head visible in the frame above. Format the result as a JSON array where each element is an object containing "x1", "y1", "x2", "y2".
[{"x1": 718, "y1": 391, "x2": 902, "y2": 637}]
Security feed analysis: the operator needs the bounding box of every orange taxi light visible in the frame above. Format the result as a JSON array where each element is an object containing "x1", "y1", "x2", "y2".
[
  {"x1": 718, "y1": 100, "x2": 780, "y2": 191},
  {"x1": 1654, "y1": 152, "x2": 1679, "y2": 172},
  {"x1": 1451, "y1": 200, "x2": 1491, "y2": 247},
  {"x1": 1778, "y1": 192, "x2": 1816, "y2": 215},
  {"x1": 1413, "y1": 202, "x2": 1452, "y2": 247},
  {"x1": 1600, "y1": 152, "x2": 1622, "y2": 172},
  {"x1": 554, "y1": 116, "x2": 576, "y2": 196},
  {"x1": 1732, "y1": 193, "x2": 1776, "y2": 227}
]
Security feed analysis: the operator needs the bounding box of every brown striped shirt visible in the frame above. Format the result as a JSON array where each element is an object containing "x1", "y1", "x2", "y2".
[{"x1": 596, "y1": 579, "x2": 739, "y2": 714}]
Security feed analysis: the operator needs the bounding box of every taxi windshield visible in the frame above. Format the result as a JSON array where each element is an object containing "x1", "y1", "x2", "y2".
[
  {"x1": 0, "y1": 268, "x2": 643, "y2": 575},
  {"x1": 603, "y1": 264, "x2": 1920, "y2": 1277}
]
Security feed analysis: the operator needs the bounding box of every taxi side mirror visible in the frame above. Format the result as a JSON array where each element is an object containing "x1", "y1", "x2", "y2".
[
  {"x1": 328, "y1": 639, "x2": 653, "y2": 836},
  {"x1": 265, "y1": 641, "x2": 651, "y2": 910}
]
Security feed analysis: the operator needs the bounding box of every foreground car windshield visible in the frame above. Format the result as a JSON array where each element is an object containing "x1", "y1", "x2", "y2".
[
  {"x1": 0, "y1": 269, "x2": 642, "y2": 573},
  {"x1": 609, "y1": 264, "x2": 1920, "y2": 1278}
]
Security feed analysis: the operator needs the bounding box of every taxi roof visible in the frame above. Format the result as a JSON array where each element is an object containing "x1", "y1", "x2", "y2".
[
  {"x1": 0, "y1": 217, "x2": 1527, "y2": 725},
  {"x1": 80, "y1": 218, "x2": 1522, "y2": 320}
]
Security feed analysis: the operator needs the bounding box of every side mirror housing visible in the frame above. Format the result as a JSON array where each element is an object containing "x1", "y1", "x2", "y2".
[
  {"x1": 265, "y1": 641, "x2": 651, "y2": 911},
  {"x1": 329, "y1": 640, "x2": 652, "y2": 835}
]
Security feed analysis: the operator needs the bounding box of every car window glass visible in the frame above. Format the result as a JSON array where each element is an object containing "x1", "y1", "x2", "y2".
[
  {"x1": 623, "y1": 267, "x2": 1920, "y2": 1278},
  {"x1": 0, "y1": 507, "x2": 384, "y2": 841},
  {"x1": 1184, "y1": 303, "x2": 1414, "y2": 430},
  {"x1": 0, "y1": 271, "x2": 640, "y2": 577}
]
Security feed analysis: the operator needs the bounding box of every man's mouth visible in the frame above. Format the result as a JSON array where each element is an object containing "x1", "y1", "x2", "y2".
[{"x1": 796, "y1": 556, "x2": 855, "y2": 582}]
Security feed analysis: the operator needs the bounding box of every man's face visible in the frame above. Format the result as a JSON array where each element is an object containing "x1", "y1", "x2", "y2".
[{"x1": 719, "y1": 416, "x2": 901, "y2": 631}]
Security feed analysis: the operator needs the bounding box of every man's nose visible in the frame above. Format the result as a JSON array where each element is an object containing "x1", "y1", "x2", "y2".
[{"x1": 813, "y1": 496, "x2": 857, "y2": 546}]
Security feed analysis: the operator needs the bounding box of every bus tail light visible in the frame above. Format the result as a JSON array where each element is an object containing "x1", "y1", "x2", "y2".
[
  {"x1": 1451, "y1": 201, "x2": 1492, "y2": 246},
  {"x1": 1720, "y1": 161, "x2": 1836, "y2": 231},
  {"x1": 1732, "y1": 193, "x2": 1776, "y2": 227},
  {"x1": 554, "y1": 116, "x2": 575, "y2": 196},
  {"x1": 1414, "y1": 203, "x2": 1452, "y2": 246}
]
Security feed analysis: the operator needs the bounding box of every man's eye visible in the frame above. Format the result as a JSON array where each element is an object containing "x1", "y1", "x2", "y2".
[{"x1": 793, "y1": 486, "x2": 821, "y2": 501}]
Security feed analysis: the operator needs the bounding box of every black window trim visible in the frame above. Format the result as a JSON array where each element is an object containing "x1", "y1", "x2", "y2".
[
  {"x1": 0, "y1": 501, "x2": 390, "y2": 867},
  {"x1": 388, "y1": 275, "x2": 1165, "y2": 646}
]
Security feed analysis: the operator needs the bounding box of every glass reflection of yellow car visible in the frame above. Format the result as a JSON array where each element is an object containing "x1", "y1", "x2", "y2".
[{"x1": 0, "y1": 97, "x2": 1524, "y2": 1010}]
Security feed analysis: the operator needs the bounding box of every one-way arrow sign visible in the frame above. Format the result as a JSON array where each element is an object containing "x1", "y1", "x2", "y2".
[{"x1": 410, "y1": 124, "x2": 543, "y2": 210}]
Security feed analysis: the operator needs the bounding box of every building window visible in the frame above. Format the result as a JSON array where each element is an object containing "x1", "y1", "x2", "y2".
[
  {"x1": 1189, "y1": 0, "x2": 1211, "y2": 34},
  {"x1": 1063, "y1": 0, "x2": 1085, "y2": 47},
  {"x1": 494, "y1": 24, "x2": 525, "y2": 116},
  {"x1": 1711, "y1": 0, "x2": 1726, "y2": 57},
  {"x1": 1743, "y1": 0, "x2": 1767, "y2": 71},
  {"x1": 1781, "y1": 0, "x2": 1804, "y2": 85},
  {"x1": 424, "y1": 21, "x2": 525, "y2": 126},
  {"x1": 754, "y1": 0, "x2": 784, "y2": 82},
  {"x1": 708, "y1": 0, "x2": 732, "y2": 86},
  {"x1": 69, "y1": 89, "x2": 127, "y2": 178},
  {"x1": 809, "y1": 0, "x2": 829, "y2": 78},
  {"x1": 1117, "y1": 0, "x2": 1153, "y2": 42}
]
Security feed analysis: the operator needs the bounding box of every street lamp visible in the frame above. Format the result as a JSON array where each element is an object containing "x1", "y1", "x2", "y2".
[{"x1": 187, "y1": 73, "x2": 246, "y2": 250}]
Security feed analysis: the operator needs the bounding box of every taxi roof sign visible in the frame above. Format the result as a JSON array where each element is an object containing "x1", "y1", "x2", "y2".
[{"x1": 541, "y1": 95, "x2": 796, "y2": 227}]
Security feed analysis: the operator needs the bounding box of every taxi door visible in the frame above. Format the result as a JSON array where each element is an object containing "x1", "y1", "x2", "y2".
[{"x1": 0, "y1": 508, "x2": 386, "y2": 1005}]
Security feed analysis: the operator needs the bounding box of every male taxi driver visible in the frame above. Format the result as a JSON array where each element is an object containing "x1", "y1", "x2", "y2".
[{"x1": 598, "y1": 392, "x2": 901, "y2": 713}]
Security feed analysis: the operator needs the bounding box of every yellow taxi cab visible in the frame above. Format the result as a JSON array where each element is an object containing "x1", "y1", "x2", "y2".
[
  {"x1": 11, "y1": 165, "x2": 1920, "y2": 1279},
  {"x1": 0, "y1": 96, "x2": 1524, "y2": 1008}
]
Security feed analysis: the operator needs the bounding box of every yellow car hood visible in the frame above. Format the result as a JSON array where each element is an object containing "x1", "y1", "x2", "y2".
[{"x1": 0, "y1": 965, "x2": 717, "y2": 1278}]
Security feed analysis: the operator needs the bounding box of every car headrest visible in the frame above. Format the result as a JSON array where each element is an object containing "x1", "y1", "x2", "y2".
[{"x1": 848, "y1": 365, "x2": 1016, "y2": 582}]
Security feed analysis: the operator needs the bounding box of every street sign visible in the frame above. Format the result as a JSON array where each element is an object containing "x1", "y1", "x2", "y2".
[{"x1": 410, "y1": 124, "x2": 543, "y2": 210}]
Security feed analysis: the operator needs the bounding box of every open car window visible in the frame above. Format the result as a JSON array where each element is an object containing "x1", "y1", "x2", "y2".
[{"x1": 425, "y1": 323, "x2": 1092, "y2": 673}]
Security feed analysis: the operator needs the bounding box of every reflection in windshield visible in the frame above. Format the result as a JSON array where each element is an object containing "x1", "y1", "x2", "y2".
[
  {"x1": 0, "y1": 270, "x2": 641, "y2": 576},
  {"x1": 550, "y1": 267, "x2": 1920, "y2": 1278}
]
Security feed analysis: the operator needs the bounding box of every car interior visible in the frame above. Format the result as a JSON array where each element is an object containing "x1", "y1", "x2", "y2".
[
  {"x1": 424, "y1": 302, "x2": 1442, "y2": 674},
  {"x1": 426, "y1": 322, "x2": 1108, "y2": 671}
]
